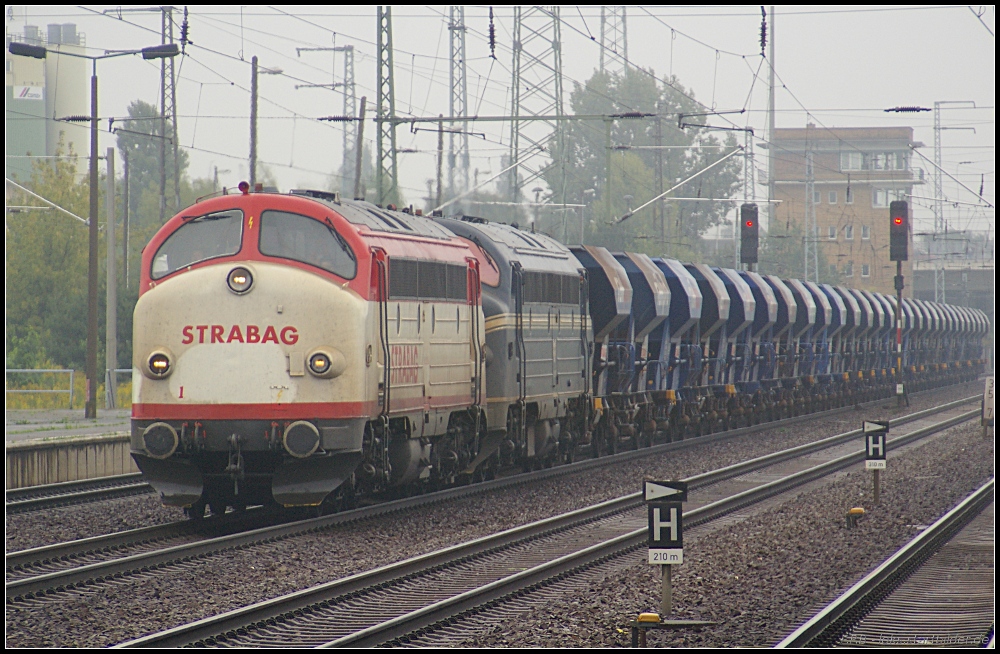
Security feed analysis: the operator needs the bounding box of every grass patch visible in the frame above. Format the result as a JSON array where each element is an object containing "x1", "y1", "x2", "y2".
[{"x1": 5, "y1": 370, "x2": 132, "y2": 410}]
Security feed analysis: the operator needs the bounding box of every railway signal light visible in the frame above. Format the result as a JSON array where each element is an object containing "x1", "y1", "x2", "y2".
[
  {"x1": 889, "y1": 201, "x2": 908, "y2": 262},
  {"x1": 740, "y1": 203, "x2": 759, "y2": 265}
]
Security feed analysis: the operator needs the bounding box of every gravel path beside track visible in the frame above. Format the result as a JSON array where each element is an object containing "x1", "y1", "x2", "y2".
[
  {"x1": 463, "y1": 421, "x2": 994, "y2": 648},
  {"x1": 4, "y1": 381, "x2": 985, "y2": 647}
]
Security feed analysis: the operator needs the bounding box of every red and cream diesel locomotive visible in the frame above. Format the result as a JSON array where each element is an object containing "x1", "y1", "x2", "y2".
[{"x1": 131, "y1": 189, "x2": 486, "y2": 516}]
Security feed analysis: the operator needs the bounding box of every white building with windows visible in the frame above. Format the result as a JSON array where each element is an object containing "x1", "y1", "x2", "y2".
[{"x1": 772, "y1": 124, "x2": 922, "y2": 294}]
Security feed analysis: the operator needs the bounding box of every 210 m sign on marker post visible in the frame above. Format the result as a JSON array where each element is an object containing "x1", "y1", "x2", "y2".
[{"x1": 647, "y1": 502, "x2": 683, "y2": 564}]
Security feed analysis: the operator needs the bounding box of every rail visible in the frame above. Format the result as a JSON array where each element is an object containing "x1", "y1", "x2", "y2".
[{"x1": 775, "y1": 477, "x2": 995, "y2": 648}]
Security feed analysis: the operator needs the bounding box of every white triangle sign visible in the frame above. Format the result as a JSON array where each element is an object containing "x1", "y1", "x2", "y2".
[{"x1": 645, "y1": 482, "x2": 683, "y2": 501}]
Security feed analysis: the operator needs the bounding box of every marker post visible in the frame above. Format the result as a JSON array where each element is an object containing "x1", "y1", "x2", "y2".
[
  {"x1": 863, "y1": 421, "x2": 888, "y2": 504},
  {"x1": 983, "y1": 377, "x2": 995, "y2": 439},
  {"x1": 631, "y1": 480, "x2": 716, "y2": 646},
  {"x1": 644, "y1": 481, "x2": 688, "y2": 616}
]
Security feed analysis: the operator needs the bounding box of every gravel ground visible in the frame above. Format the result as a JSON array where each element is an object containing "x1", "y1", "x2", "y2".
[
  {"x1": 4, "y1": 495, "x2": 182, "y2": 553},
  {"x1": 463, "y1": 421, "x2": 994, "y2": 648},
  {"x1": 4, "y1": 381, "x2": 984, "y2": 647}
]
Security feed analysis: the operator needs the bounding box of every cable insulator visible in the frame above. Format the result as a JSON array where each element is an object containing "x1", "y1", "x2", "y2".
[
  {"x1": 759, "y1": 7, "x2": 767, "y2": 56},
  {"x1": 488, "y1": 6, "x2": 496, "y2": 60},
  {"x1": 180, "y1": 6, "x2": 190, "y2": 53}
]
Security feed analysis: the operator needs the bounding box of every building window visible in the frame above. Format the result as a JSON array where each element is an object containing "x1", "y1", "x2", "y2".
[
  {"x1": 861, "y1": 225, "x2": 870, "y2": 240},
  {"x1": 813, "y1": 190, "x2": 822, "y2": 205},
  {"x1": 828, "y1": 191, "x2": 837, "y2": 204},
  {"x1": 845, "y1": 187, "x2": 853, "y2": 204},
  {"x1": 862, "y1": 264, "x2": 870, "y2": 278},
  {"x1": 845, "y1": 225, "x2": 854, "y2": 240},
  {"x1": 845, "y1": 262, "x2": 854, "y2": 277},
  {"x1": 841, "y1": 151, "x2": 907, "y2": 172},
  {"x1": 828, "y1": 225, "x2": 837, "y2": 240},
  {"x1": 872, "y1": 188, "x2": 905, "y2": 208},
  {"x1": 841, "y1": 152, "x2": 863, "y2": 171}
]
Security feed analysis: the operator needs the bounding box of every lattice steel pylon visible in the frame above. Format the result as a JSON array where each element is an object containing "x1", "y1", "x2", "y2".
[
  {"x1": 341, "y1": 45, "x2": 357, "y2": 194},
  {"x1": 161, "y1": 7, "x2": 179, "y2": 222},
  {"x1": 376, "y1": 6, "x2": 399, "y2": 205},
  {"x1": 296, "y1": 44, "x2": 357, "y2": 194},
  {"x1": 448, "y1": 6, "x2": 470, "y2": 202},
  {"x1": 508, "y1": 6, "x2": 565, "y2": 208},
  {"x1": 107, "y1": 5, "x2": 178, "y2": 223},
  {"x1": 599, "y1": 6, "x2": 628, "y2": 77}
]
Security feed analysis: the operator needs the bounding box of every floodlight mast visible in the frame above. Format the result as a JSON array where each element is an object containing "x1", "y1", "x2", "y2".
[{"x1": 7, "y1": 40, "x2": 178, "y2": 418}]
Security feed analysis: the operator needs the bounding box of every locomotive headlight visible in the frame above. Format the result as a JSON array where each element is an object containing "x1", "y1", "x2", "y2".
[
  {"x1": 309, "y1": 352, "x2": 331, "y2": 375},
  {"x1": 150, "y1": 354, "x2": 170, "y2": 374},
  {"x1": 227, "y1": 266, "x2": 254, "y2": 294},
  {"x1": 306, "y1": 348, "x2": 347, "y2": 379},
  {"x1": 144, "y1": 350, "x2": 174, "y2": 379}
]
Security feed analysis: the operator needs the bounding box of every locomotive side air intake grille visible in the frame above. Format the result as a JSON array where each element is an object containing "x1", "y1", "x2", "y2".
[
  {"x1": 390, "y1": 259, "x2": 420, "y2": 298},
  {"x1": 419, "y1": 261, "x2": 448, "y2": 299},
  {"x1": 390, "y1": 258, "x2": 467, "y2": 301},
  {"x1": 523, "y1": 272, "x2": 580, "y2": 305}
]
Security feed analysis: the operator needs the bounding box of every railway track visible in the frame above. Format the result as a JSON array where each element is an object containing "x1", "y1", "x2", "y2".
[
  {"x1": 4, "y1": 474, "x2": 151, "y2": 514},
  {"x1": 7, "y1": 396, "x2": 975, "y2": 604},
  {"x1": 113, "y1": 400, "x2": 979, "y2": 647},
  {"x1": 3, "y1": 382, "x2": 970, "y2": 517},
  {"x1": 776, "y1": 479, "x2": 994, "y2": 648}
]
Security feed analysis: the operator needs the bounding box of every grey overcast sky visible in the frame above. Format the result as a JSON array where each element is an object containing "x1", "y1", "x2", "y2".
[{"x1": 7, "y1": 5, "x2": 995, "y2": 234}]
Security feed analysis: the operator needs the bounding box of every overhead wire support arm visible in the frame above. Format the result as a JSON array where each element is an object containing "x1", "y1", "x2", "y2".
[
  {"x1": 614, "y1": 147, "x2": 745, "y2": 225},
  {"x1": 432, "y1": 147, "x2": 547, "y2": 214},
  {"x1": 392, "y1": 112, "x2": 655, "y2": 124},
  {"x1": 680, "y1": 123, "x2": 754, "y2": 134},
  {"x1": 677, "y1": 109, "x2": 746, "y2": 128},
  {"x1": 910, "y1": 145, "x2": 994, "y2": 209},
  {"x1": 6, "y1": 178, "x2": 89, "y2": 224}
]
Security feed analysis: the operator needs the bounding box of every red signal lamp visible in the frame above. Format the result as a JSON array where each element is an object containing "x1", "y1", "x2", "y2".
[{"x1": 893, "y1": 216, "x2": 903, "y2": 225}]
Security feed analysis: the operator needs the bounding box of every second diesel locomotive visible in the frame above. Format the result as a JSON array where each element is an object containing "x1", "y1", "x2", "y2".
[{"x1": 131, "y1": 189, "x2": 989, "y2": 515}]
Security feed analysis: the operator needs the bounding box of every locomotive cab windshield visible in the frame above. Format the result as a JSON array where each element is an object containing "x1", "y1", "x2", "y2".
[{"x1": 151, "y1": 209, "x2": 244, "y2": 279}]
